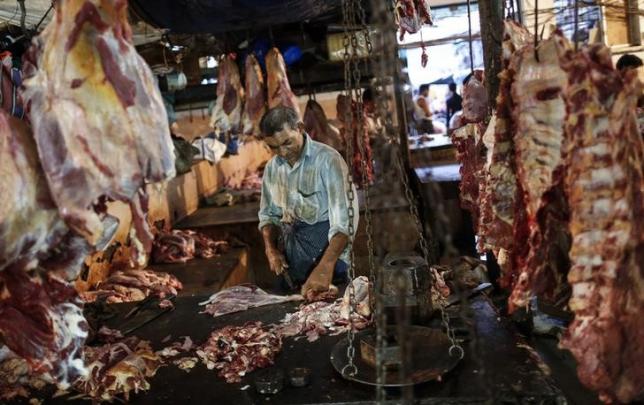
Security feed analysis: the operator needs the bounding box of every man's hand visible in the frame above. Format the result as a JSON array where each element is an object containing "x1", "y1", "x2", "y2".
[
  {"x1": 301, "y1": 260, "x2": 334, "y2": 297},
  {"x1": 266, "y1": 248, "x2": 288, "y2": 275}
]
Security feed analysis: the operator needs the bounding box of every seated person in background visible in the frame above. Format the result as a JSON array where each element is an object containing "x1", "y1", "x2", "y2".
[{"x1": 413, "y1": 83, "x2": 434, "y2": 134}]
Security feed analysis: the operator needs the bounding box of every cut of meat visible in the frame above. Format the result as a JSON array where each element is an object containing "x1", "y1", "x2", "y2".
[
  {"x1": 266, "y1": 48, "x2": 300, "y2": 116},
  {"x1": 80, "y1": 269, "x2": 182, "y2": 304},
  {"x1": 196, "y1": 322, "x2": 281, "y2": 383},
  {"x1": 477, "y1": 21, "x2": 532, "y2": 258},
  {"x1": 559, "y1": 44, "x2": 644, "y2": 404},
  {"x1": 151, "y1": 229, "x2": 230, "y2": 264},
  {"x1": 0, "y1": 111, "x2": 67, "y2": 272},
  {"x1": 305, "y1": 284, "x2": 339, "y2": 303},
  {"x1": 199, "y1": 284, "x2": 302, "y2": 318},
  {"x1": 507, "y1": 33, "x2": 572, "y2": 312},
  {"x1": 22, "y1": 0, "x2": 175, "y2": 248},
  {"x1": 450, "y1": 123, "x2": 486, "y2": 232},
  {"x1": 241, "y1": 54, "x2": 266, "y2": 136},
  {"x1": 210, "y1": 55, "x2": 243, "y2": 134},
  {"x1": 0, "y1": 349, "x2": 49, "y2": 402},
  {"x1": 279, "y1": 277, "x2": 371, "y2": 342},
  {"x1": 461, "y1": 70, "x2": 488, "y2": 124},
  {"x1": 337, "y1": 96, "x2": 374, "y2": 185},
  {"x1": 0, "y1": 266, "x2": 88, "y2": 389},
  {"x1": 303, "y1": 99, "x2": 344, "y2": 152},
  {"x1": 396, "y1": 0, "x2": 433, "y2": 40},
  {"x1": 75, "y1": 336, "x2": 161, "y2": 402}
]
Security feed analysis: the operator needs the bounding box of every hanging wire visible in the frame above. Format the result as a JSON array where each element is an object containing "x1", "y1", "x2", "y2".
[
  {"x1": 573, "y1": 0, "x2": 580, "y2": 51},
  {"x1": 466, "y1": 0, "x2": 474, "y2": 74}
]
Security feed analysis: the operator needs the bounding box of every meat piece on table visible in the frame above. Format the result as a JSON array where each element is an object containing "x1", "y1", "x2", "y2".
[
  {"x1": 559, "y1": 43, "x2": 644, "y2": 404},
  {"x1": 266, "y1": 48, "x2": 300, "y2": 116},
  {"x1": 22, "y1": 0, "x2": 175, "y2": 254},
  {"x1": 151, "y1": 229, "x2": 229, "y2": 264},
  {"x1": 210, "y1": 54, "x2": 243, "y2": 135},
  {"x1": 199, "y1": 285, "x2": 302, "y2": 318},
  {"x1": 196, "y1": 322, "x2": 281, "y2": 383},
  {"x1": 241, "y1": 54, "x2": 266, "y2": 136},
  {"x1": 80, "y1": 269, "x2": 182, "y2": 304},
  {"x1": 305, "y1": 284, "x2": 339, "y2": 302}
]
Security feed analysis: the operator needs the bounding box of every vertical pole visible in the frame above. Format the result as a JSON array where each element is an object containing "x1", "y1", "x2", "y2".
[
  {"x1": 626, "y1": 0, "x2": 642, "y2": 46},
  {"x1": 477, "y1": 0, "x2": 504, "y2": 110}
]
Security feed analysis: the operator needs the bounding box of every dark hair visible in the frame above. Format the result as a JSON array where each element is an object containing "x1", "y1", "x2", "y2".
[
  {"x1": 362, "y1": 88, "x2": 373, "y2": 103},
  {"x1": 419, "y1": 83, "x2": 430, "y2": 93},
  {"x1": 259, "y1": 106, "x2": 300, "y2": 137},
  {"x1": 448, "y1": 82, "x2": 457, "y2": 92},
  {"x1": 616, "y1": 54, "x2": 643, "y2": 71}
]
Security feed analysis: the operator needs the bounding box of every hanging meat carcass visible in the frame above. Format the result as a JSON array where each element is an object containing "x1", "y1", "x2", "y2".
[
  {"x1": 303, "y1": 99, "x2": 344, "y2": 153},
  {"x1": 266, "y1": 48, "x2": 301, "y2": 116},
  {"x1": 22, "y1": 0, "x2": 176, "y2": 257},
  {"x1": 507, "y1": 32, "x2": 572, "y2": 312},
  {"x1": 395, "y1": 0, "x2": 433, "y2": 40},
  {"x1": 461, "y1": 70, "x2": 488, "y2": 124},
  {"x1": 336, "y1": 94, "x2": 373, "y2": 185},
  {"x1": 0, "y1": 110, "x2": 90, "y2": 387},
  {"x1": 210, "y1": 55, "x2": 244, "y2": 135},
  {"x1": 241, "y1": 54, "x2": 266, "y2": 137},
  {"x1": 558, "y1": 44, "x2": 644, "y2": 404},
  {"x1": 477, "y1": 21, "x2": 532, "y2": 265}
]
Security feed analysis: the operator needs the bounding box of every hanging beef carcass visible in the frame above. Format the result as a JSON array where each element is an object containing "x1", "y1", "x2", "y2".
[
  {"x1": 477, "y1": 21, "x2": 532, "y2": 266},
  {"x1": 507, "y1": 32, "x2": 572, "y2": 312},
  {"x1": 303, "y1": 99, "x2": 344, "y2": 153},
  {"x1": 210, "y1": 55, "x2": 244, "y2": 135},
  {"x1": 559, "y1": 44, "x2": 644, "y2": 404},
  {"x1": 461, "y1": 70, "x2": 488, "y2": 124},
  {"x1": 336, "y1": 94, "x2": 373, "y2": 185},
  {"x1": 22, "y1": 0, "x2": 176, "y2": 258},
  {"x1": 395, "y1": 0, "x2": 433, "y2": 40},
  {"x1": 266, "y1": 48, "x2": 300, "y2": 116},
  {"x1": 241, "y1": 54, "x2": 266, "y2": 136},
  {"x1": 0, "y1": 111, "x2": 90, "y2": 387}
]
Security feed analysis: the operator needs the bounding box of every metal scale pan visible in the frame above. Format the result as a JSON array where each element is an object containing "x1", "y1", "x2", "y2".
[{"x1": 330, "y1": 326, "x2": 462, "y2": 387}]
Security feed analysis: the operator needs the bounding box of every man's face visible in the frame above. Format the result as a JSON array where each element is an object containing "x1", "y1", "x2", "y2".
[{"x1": 264, "y1": 123, "x2": 305, "y2": 165}]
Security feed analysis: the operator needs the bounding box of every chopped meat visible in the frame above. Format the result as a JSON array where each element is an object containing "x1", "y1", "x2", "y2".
[
  {"x1": 173, "y1": 357, "x2": 198, "y2": 372},
  {"x1": 558, "y1": 44, "x2": 644, "y2": 404},
  {"x1": 304, "y1": 99, "x2": 344, "y2": 152},
  {"x1": 151, "y1": 229, "x2": 230, "y2": 264},
  {"x1": 199, "y1": 284, "x2": 302, "y2": 318},
  {"x1": 266, "y1": 48, "x2": 300, "y2": 116},
  {"x1": 196, "y1": 322, "x2": 281, "y2": 383},
  {"x1": 0, "y1": 349, "x2": 49, "y2": 401},
  {"x1": 279, "y1": 277, "x2": 371, "y2": 342},
  {"x1": 22, "y1": 0, "x2": 175, "y2": 251},
  {"x1": 95, "y1": 326, "x2": 124, "y2": 344},
  {"x1": 158, "y1": 299, "x2": 174, "y2": 310},
  {"x1": 507, "y1": 32, "x2": 572, "y2": 312},
  {"x1": 80, "y1": 269, "x2": 182, "y2": 304},
  {"x1": 241, "y1": 54, "x2": 266, "y2": 136},
  {"x1": 75, "y1": 336, "x2": 161, "y2": 402},
  {"x1": 210, "y1": 55, "x2": 243, "y2": 134},
  {"x1": 461, "y1": 70, "x2": 488, "y2": 124}
]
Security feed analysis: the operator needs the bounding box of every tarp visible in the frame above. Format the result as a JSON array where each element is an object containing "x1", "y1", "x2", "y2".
[{"x1": 130, "y1": 0, "x2": 341, "y2": 33}]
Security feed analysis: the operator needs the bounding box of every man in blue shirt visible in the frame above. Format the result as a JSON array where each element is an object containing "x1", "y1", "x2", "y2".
[{"x1": 258, "y1": 106, "x2": 359, "y2": 297}]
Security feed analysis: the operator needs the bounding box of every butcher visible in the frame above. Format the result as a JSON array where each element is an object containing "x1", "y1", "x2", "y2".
[{"x1": 257, "y1": 106, "x2": 359, "y2": 297}]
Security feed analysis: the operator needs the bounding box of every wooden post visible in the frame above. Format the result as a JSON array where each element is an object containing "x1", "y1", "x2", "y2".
[
  {"x1": 478, "y1": 0, "x2": 504, "y2": 110},
  {"x1": 626, "y1": 0, "x2": 642, "y2": 46}
]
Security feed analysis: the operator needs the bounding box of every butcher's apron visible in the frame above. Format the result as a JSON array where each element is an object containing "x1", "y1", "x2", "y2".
[{"x1": 277, "y1": 219, "x2": 348, "y2": 291}]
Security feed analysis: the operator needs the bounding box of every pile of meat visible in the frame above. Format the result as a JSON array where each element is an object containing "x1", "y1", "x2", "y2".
[
  {"x1": 151, "y1": 229, "x2": 230, "y2": 264},
  {"x1": 199, "y1": 284, "x2": 302, "y2": 318},
  {"x1": 74, "y1": 336, "x2": 161, "y2": 402},
  {"x1": 450, "y1": 19, "x2": 644, "y2": 403},
  {"x1": 80, "y1": 269, "x2": 182, "y2": 304},
  {"x1": 156, "y1": 336, "x2": 198, "y2": 373},
  {"x1": 0, "y1": 348, "x2": 49, "y2": 402},
  {"x1": 210, "y1": 47, "x2": 300, "y2": 140},
  {"x1": 196, "y1": 322, "x2": 282, "y2": 383}
]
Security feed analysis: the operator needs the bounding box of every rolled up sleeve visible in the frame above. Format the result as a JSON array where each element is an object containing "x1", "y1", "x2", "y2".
[
  {"x1": 258, "y1": 163, "x2": 281, "y2": 230},
  {"x1": 322, "y1": 153, "x2": 359, "y2": 241}
]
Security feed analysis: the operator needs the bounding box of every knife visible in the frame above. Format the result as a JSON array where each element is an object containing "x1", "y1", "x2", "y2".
[{"x1": 282, "y1": 267, "x2": 295, "y2": 291}]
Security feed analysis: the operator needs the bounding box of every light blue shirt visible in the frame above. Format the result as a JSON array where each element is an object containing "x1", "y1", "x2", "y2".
[{"x1": 258, "y1": 134, "x2": 359, "y2": 263}]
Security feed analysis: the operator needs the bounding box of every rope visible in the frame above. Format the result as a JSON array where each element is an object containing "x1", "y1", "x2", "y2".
[
  {"x1": 467, "y1": 0, "x2": 474, "y2": 73},
  {"x1": 534, "y1": 0, "x2": 540, "y2": 62},
  {"x1": 574, "y1": 0, "x2": 580, "y2": 51}
]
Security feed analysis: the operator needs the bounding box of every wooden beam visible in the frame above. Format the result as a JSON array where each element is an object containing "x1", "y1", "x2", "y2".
[{"x1": 478, "y1": 0, "x2": 504, "y2": 110}]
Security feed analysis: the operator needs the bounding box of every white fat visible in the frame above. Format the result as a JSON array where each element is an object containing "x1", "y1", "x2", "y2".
[{"x1": 591, "y1": 166, "x2": 624, "y2": 186}]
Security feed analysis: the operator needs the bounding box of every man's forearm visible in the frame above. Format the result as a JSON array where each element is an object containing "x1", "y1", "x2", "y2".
[
  {"x1": 261, "y1": 224, "x2": 279, "y2": 253},
  {"x1": 319, "y1": 233, "x2": 349, "y2": 268}
]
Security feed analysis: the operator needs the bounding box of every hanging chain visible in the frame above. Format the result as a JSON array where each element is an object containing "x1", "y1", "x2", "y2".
[
  {"x1": 467, "y1": 0, "x2": 474, "y2": 74},
  {"x1": 340, "y1": 0, "x2": 358, "y2": 379}
]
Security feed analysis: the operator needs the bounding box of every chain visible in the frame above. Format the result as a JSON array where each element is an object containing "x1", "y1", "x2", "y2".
[{"x1": 340, "y1": 0, "x2": 358, "y2": 379}]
